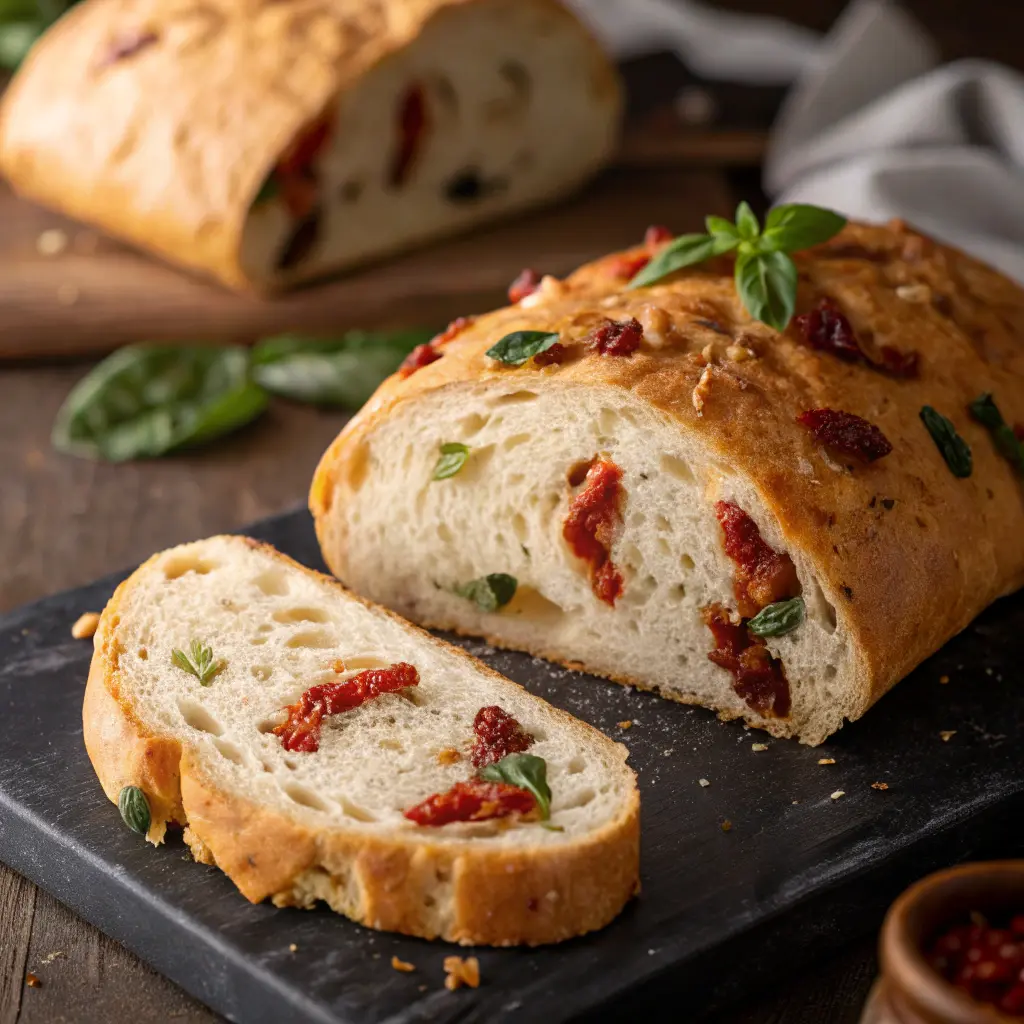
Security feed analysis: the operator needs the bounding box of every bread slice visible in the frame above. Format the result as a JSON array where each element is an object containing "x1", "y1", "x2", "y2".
[
  {"x1": 0, "y1": 0, "x2": 620, "y2": 292},
  {"x1": 83, "y1": 536, "x2": 639, "y2": 945},
  {"x1": 310, "y1": 219, "x2": 1024, "y2": 746}
]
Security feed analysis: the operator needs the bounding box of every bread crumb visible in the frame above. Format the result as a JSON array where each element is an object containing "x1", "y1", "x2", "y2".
[
  {"x1": 617, "y1": 720, "x2": 633, "y2": 730},
  {"x1": 895, "y1": 283, "x2": 932, "y2": 303},
  {"x1": 720, "y1": 819, "x2": 732, "y2": 832},
  {"x1": 57, "y1": 284, "x2": 80, "y2": 306},
  {"x1": 40, "y1": 951, "x2": 64, "y2": 965},
  {"x1": 726, "y1": 343, "x2": 755, "y2": 362},
  {"x1": 698, "y1": 778, "x2": 710, "y2": 787},
  {"x1": 418, "y1": 984, "x2": 428, "y2": 992},
  {"x1": 751, "y1": 743, "x2": 768, "y2": 752},
  {"x1": 37, "y1": 229, "x2": 68, "y2": 256},
  {"x1": 940, "y1": 730, "x2": 956, "y2": 742},
  {"x1": 831, "y1": 790, "x2": 845, "y2": 800},
  {"x1": 25, "y1": 972, "x2": 41, "y2": 988},
  {"x1": 818, "y1": 758, "x2": 836, "y2": 765},
  {"x1": 443, "y1": 956, "x2": 480, "y2": 990},
  {"x1": 288, "y1": 943, "x2": 298, "y2": 953},
  {"x1": 391, "y1": 956, "x2": 416, "y2": 973},
  {"x1": 939, "y1": 675, "x2": 950, "y2": 684},
  {"x1": 692, "y1": 364, "x2": 713, "y2": 417},
  {"x1": 436, "y1": 748, "x2": 462, "y2": 765},
  {"x1": 871, "y1": 782, "x2": 889, "y2": 791},
  {"x1": 71, "y1": 612, "x2": 100, "y2": 639}
]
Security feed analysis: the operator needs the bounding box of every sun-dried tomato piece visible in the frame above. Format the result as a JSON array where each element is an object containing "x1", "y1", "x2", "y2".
[
  {"x1": 279, "y1": 116, "x2": 334, "y2": 178},
  {"x1": 430, "y1": 315, "x2": 475, "y2": 348},
  {"x1": 532, "y1": 342, "x2": 567, "y2": 366},
  {"x1": 390, "y1": 84, "x2": 428, "y2": 188},
  {"x1": 269, "y1": 114, "x2": 335, "y2": 220},
  {"x1": 470, "y1": 706, "x2": 534, "y2": 768},
  {"x1": 508, "y1": 269, "x2": 541, "y2": 304},
  {"x1": 878, "y1": 345, "x2": 920, "y2": 378},
  {"x1": 702, "y1": 604, "x2": 791, "y2": 718},
  {"x1": 714, "y1": 501, "x2": 799, "y2": 618},
  {"x1": 794, "y1": 298, "x2": 862, "y2": 362},
  {"x1": 564, "y1": 459, "x2": 625, "y2": 606},
  {"x1": 644, "y1": 224, "x2": 674, "y2": 248},
  {"x1": 274, "y1": 663, "x2": 419, "y2": 753},
  {"x1": 398, "y1": 343, "x2": 441, "y2": 378},
  {"x1": 798, "y1": 408, "x2": 893, "y2": 462},
  {"x1": 403, "y1": 780, "x2": 536, "y2": 826},
  {"x1": 606, "y1": 253, "x2": 651, "y2": 279},
  {"x1": 587, "y1": 317, "x2": 644, "y2": 357}
]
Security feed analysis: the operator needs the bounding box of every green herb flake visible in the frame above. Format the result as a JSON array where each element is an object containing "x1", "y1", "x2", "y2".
[
  {"x1": 485, "y1": 331, "x2": 560, "y2": 366},
  {"x1": 747, "y1": 597, "x2": 805, "y2": 638},
  {"x1": 454, "y1": 573, "x2": 518, "y2": 613},
  {"x1": 628, "y1": 201, "x2": 846, "y2": 332},
  {"x1": 118, "y1": 785, "x2": 151, "y2": 835},
  {"x1": 432, "y1": 442, "x2": 470, "y2": 480},
  {"x1": 171, "y1": 639, "x2": 220, "y2": 686},
  {"x1": 479, "y1": 752, "x2": 552, "y2": 820},
  {"x1": 51, "y1": 345, "x2": 268, "y2": 462},
  {"x1": 969, "y1": 393, "x2": 1024, "y2": 476},
  {"x1": 920, "y1": 406, "x2": 973, "y2": 478}
]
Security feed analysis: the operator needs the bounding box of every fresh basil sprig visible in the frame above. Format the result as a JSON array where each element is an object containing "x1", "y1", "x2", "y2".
[
  {"x1": 486, "y1": 330, "x2": 559, "y2": 366},
  {"x1": 629, "y1": 202, "x2": 847, "y2": 331},
  {"x1": 920, "y1": 406, "x2": 972, "y2": 479},
  {"x1": 479, "y1": 753, "x2": 552, "y2": 820},
  {"x1": 171, "y1": 639, "x2": 220, "y2": 686},
  {"x1": 252, "y1": 329, "x2": 433, "y2": 408},
  {"x1": 52, "y1": 345, "x2": 268, "y2": 462},
  {"x1": 455, "y1": 573, "x2": 518, "y2": 612},
  {"x1": 118, "y1": 785, "x2": 151, "y2": 835},
  {"x1": 747, "y1": 597, "x2": 805, "y2": 637},
  {"x1": 433, "y1": 442, "x2": 470, "y2": 480},
  {"x1": 0, "y1": 0, "x2": 78, "y2": 69},
  {"x1": 970, "y1": 393, "x2": 1024, "y2": 476}
]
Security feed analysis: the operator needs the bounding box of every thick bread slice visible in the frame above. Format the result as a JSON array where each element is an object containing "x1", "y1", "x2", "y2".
[
  {"x1": 310, "y1": 219, "x2": 1024, "y2": 745},
  {"x1": 0, "y1": 0, "x2": 619, "y2": 292},
  {"x1": 83, "y1": 536, "x2": 639, "y2": 945}
]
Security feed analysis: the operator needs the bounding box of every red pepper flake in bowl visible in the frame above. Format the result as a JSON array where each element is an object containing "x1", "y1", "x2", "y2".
[
  {"x1": 797, "y1": 408, "x2": 893, "y2": 462},
  {"x1": 273, "y1": 663, "x2": 419, "y2": 752},
  {"x1": 508, "y1": 268, "x2": 541, "y2": 304},
  {"x1": 587, "y1": 317, "x2": 644, "y2": 357},
  {"x1": 403, "y1": 779, "x2": 536, "y2": 826},
  {"x1": 926, "y1": 912, "x2": 1024, "y2": 1015},
  {"x1": 471, "y1": 706, "x2": 534, "y2": 768}
]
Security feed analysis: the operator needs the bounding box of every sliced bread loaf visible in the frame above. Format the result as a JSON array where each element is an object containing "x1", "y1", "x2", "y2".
[{"x1": 83, "y1": 535, "x2": 639, "y2": 945}]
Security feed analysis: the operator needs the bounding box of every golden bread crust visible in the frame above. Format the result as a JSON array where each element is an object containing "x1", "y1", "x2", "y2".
[
  {"x1": 82, "y1": 538, "x2": 640, "y2": 945},
  {"x1": 311, "y1": 219, "x2": 1024, "y2": 730}
]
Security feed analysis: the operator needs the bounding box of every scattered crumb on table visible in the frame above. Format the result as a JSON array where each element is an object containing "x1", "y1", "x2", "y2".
[
  {"x1": 288, "y1": 943, "x2": 298, "y2": 953},
  {"x1": 71, "y1": 612, "x2": 100, "y2": 639},
  {"x1": 443, "y1": 956, "x2": 480, "y2": 990},
  {"x1": 40, "y1": 951, "x2": 65, "y2": 965},
  {"x1": 25, "y1": 972, "x2": 41, "y2": 988},
  {"x1": 831, "y1": 790, "x2": 845, "y2": 801},
  {"x1": 939, "y1": 675, "x2": 950, "y2": 684},
  {"x1": 391, "y1": 956, "x2": 416, "y2": 973},
  {"x1": 818, "y1": 758, "x2": 835, "y2": 765},
  {"x1": 751, "y1": 743, "x2": 767, "y2": 752},
  {"x1": 871, "y1": 782, "x2": 889, "y2": 791},
  {"x1": 36, "y1": 229, "x2": 68, "y2": 256},
  {"x1": 940, "y1": 730, "x2": 957, "y2": 742},
  {"x1": 698, "y1": 778, "x2": 710, "y2": 787},
  {"x1": 720, "y1": 819, "x2": 732, "y2": 832},
  {"x1": 617, "y1": 720, "x2": 633, "y2": 729}
]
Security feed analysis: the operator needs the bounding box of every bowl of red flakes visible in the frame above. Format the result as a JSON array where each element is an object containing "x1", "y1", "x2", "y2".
[{"x1": 861, "y1": 861, "x2": 1024, "y2": 1023}]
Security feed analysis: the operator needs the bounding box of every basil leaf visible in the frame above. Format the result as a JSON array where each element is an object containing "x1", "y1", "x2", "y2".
[
  {"x1": 920, "y1": 406, "x2": 972, "y2": 478},
  {"x1": 252, "y1": 329, "x2": 433, "y2": 408},
  {"x1": 171, "y1": 639, "x2": 220, "y2": 686},
  {"x1": 735, "y1": 250, "x2": 797, "y2": 331},
  {"x1": 628, "y1": 233, "x2": 737, "y2": 289},
  {"x1": 52, "y1": 345, "x2": 268, "y2": 462},
  {"x1": 970, "y1": 393, "x2": 1024, "y2": 476},
  {"x1": 747, "y1": 597, "x2": 805, "y2": 637},
  {"x1": 485, "y1": 331, "x2": 559, "y2": 366},
  {"x1": 433, "y1": 442, "x2": 470, "y2": 480},
  {"x1": 0, "y1": 20, "x2": 43, "y2": 68},
  {"x1": 479, "y1": 753, "x2": 551, "y2": 820},
  {"x1": 455, "y1": 573, "x2": 518, "y2": 612},
  {"x1": 705, "y1": 215, "x2": 739, "y2": 239},
  {"x1": 118, "y1": 785, "x2": 151, "y2": 835},
  {"x1": 735, "y1": 201, "x2": 760, "y2": 241},
  {"x1": 762, "y1": 204, "x2": 847, "y2": 253}
]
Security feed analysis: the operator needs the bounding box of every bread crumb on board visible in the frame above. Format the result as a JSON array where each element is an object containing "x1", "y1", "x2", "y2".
[
  {"x1": 617, "y1": 720, "x2": 633, "y2": 730},
  {"x1": 940, "y1": 730, "x2": 957, "y2": 742},
  {"x1": 831, "y1": 790, "x2": 845, "y2": 801},
  {"x1": 288, "y1": 943, "x2": 298, "y2": 953},
  {"x1": 818, "y1": 758, "x2": 836, "y2": 765},
  {"x1": 25, "y1": 972, "x2": 41, "y2": 988},
  {"x1": 36, "y1": 228, "x2": 68, "y2": 256},
  {"x1": 71, "y1": 612, "x2": 101, "y2": 639},
  {"x1": 698, "y1": 778, "x2": 710, "y2": 788},
  {"x1": 939, "y1": 675, "x2": 950, "y2": 684},
  {"x1": 751, "y1": 743, "x2": 768, "y2": 752},
  {"x1": 720, "y1": 819, "x2": 732, "y2": 832},
  {"x1": 443, "y1": 956, "x2": 480, "y2": 991},
  {"x1": 871, "y1": 782, "x2": 889, "y2": 791},
  {"x1": 391, "y1": 956, "x2": 416, "y2": 973}
]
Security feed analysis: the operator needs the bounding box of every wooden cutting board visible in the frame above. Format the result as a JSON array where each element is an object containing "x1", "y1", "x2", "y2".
[{"x1": 0, "y1": 163, "x2": 734, "y2": 361}]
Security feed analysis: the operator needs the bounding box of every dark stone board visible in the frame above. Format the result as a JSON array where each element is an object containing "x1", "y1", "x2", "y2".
[{"x1": 0, "y1": 508, "x2": 1021, "y2": 1024}]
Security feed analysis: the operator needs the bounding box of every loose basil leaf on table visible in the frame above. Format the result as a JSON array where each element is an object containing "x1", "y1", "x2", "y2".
[
  {"x1": 52, "y1": 345, "x2": 268, "y2": 462},
  {"x1": 479, "y1": 753, "x2": 552, "y2": 820},
  {"x1": 252, "y1": 328, "x2": 434, "y2": 408}
]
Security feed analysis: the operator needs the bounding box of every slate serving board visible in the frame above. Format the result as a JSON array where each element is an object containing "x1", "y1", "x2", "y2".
[{"x1": 0, "y1": 508, "x2": 1022, "y2": 1024}]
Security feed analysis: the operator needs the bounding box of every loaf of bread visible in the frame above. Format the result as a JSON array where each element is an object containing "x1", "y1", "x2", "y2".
[
  {"x1": 0, "y1": 0, "x2": 619, "y2": 291},
  {"x1": 310, "y1": 219, "x2": 1024, "y2": 745},
  {"x1": 83, "y1": 536, "x2": 639, "y2": 944}
]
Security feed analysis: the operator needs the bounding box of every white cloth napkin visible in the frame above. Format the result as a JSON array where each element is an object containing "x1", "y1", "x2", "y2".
[{"x1": 569, "y1": 0, "x2": 1024, "y2": 283}]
